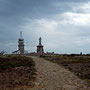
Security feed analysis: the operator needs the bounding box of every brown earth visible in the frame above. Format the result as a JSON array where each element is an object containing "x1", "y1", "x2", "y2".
[
  {"x1": 31, "y1": 56, "x2": 90, "y2": 90},
  {"x1": 0, "y1": 56, "x2": 89, "y2": 90}
]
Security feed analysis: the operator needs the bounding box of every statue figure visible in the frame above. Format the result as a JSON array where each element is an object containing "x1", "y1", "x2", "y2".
[{"x1": 39, "y1": 37, "x2": 42, "y2": 45}]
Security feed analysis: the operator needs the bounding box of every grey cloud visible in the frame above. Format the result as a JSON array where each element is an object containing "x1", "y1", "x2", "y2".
[{"x1": 0, "y1": 0, "x2": 90, "y2": 53}]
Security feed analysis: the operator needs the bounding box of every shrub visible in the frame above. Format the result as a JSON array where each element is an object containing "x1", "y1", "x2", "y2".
[{"x1": 0, "y1": 56, "x2": 34, "y2": 71}]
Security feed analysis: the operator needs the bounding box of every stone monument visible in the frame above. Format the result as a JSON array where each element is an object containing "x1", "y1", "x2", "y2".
[{"x1": 37, "y1": 37, "x2": 44, "y2": 55}]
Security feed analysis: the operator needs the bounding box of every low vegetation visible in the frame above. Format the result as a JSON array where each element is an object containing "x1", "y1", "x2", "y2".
[
  {"x1": 0, "y1": 55, "x2": 36, "y2": 89},
  {"x1": 40, "y1": 54, "x2": 90, "y2": 84}
]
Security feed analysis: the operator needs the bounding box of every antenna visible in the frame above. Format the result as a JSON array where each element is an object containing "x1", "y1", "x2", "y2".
[{"x1": 20, "y1": 31, "x2": 22, "y2": 38}]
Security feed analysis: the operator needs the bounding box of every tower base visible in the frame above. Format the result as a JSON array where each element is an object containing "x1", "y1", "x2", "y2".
[{"x1": 37, "y1": 45, "x2": 44, "y2": 55}]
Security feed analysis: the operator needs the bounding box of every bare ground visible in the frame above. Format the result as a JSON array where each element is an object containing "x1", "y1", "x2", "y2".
[{"x1": 31, "y1": 56, "x2": 90, "y2": 90}]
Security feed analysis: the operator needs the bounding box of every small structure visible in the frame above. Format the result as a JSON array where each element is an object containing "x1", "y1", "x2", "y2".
[
  {"x1": 12, "y1": 32, "x2": 28, "y2": 55},
  {"x1": 12, "y1": 50, "x2": 20, "y2": 54},
  {"x1": 37, "y1": 37, "x2": 44, "y2": 55},
  {"x1": 0, "y1": 51, "x2": 8, "y2": 55}
]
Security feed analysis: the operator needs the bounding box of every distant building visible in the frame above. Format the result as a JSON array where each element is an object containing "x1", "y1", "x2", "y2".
[
  {"x1": 12, "y1": 31, "x2": 28, "y2": 55},
  {"x1": 37, "y1": 37, "x2": 44, "y2": 55},
  {"x1": 18, "y1": 31, "x2": 24, "y2": 54},
  {"x1": 12, "y1": 34, "x2": 56, "y2": 56}
]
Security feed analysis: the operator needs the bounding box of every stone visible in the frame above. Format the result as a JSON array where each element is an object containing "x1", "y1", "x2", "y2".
[
  {"x1": 63, "y1": 85, "x2": 78, "y2": 90},
  {"x1": 35, "y1": 82, "x2": 40, "y2": 86}
]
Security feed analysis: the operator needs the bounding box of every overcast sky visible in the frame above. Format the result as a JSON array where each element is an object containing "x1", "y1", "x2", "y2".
[{"x1": 0, "y1": 0, "x2": 90, "y2": 54}]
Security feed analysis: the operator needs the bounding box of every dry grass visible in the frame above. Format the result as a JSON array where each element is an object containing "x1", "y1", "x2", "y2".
[{"x1": 0, "y1": 55, "x2": 36, "y2": 90}]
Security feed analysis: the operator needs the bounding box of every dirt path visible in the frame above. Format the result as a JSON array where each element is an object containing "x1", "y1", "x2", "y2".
[{"x1": 31, "y1": 56, "x2": 89, "y2": 90}]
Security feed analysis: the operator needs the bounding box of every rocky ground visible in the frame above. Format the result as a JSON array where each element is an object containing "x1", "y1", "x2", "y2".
[{"x1": 31, "y1": 56, "x2": 90, "y2": 90}]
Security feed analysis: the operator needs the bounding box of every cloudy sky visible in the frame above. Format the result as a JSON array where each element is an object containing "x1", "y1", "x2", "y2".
[{"x1": 0, "y1": 0, "x2": 90, "y2": 54}]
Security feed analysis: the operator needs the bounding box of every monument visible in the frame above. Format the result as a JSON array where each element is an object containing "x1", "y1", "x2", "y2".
[{"x1": 37, "y1": 37, "x2": 44, "y2": 55}]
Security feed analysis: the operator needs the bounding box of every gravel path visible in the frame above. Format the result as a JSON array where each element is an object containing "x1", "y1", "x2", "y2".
[{"x1": 31, "y1": 56, "x2": 89, "y2": 90}]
